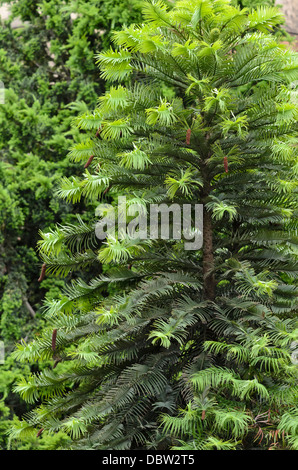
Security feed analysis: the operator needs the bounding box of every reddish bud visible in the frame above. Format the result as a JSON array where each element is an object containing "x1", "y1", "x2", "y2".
[
  {"x1": 53, "y1": 357, "x2": 61, "y2": 369},
  {"x1": 36, "y1": 428, "x2": 44, "y2": 438},
  {"x1": 84, "y1": 155, "x2": 94, "y2": 169},
  {"x1": 38, "y1": 263, "x2": 46, "y2": 282},
  {"x1": 186, "y1": 128, "x2": 191, "y2": 145},
  {"x1": 224, "y1": 156, "x2": 228, "y2": 173},
  {"x1": 52, "y1": 329, "x2": 57, "y2": 351},
  {"x1": 103, "y1": 185, "x2": 111, "y2": 196}
]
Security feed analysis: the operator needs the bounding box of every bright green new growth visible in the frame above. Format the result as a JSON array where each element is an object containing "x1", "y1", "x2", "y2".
[{"x1": 11, "y1": 0, "x2": 298, "y2": 450}]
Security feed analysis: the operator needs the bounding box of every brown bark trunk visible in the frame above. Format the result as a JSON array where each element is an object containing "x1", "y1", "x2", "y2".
[
  {"x1": 202, "y1": 207, "x2": 215, "y2": 301},
  {"x1": 200, "y1": 135, "x2": 215, "y2": 301}
]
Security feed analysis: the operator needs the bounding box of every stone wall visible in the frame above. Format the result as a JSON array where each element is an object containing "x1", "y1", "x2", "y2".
[
  {"x1": 278, "y1": 0, "x2": 298, "y2": 35},
  {"x1": 0, "y1": 4, "x2": 23, "y2": 28},
  {"x1": 0, "y1": 5, "x2": 9, "y2": 20}
]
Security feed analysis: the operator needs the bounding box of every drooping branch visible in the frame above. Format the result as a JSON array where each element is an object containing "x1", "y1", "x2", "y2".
[{"x1": 23, "y1": 298, "x2": 36, "y2": 318}]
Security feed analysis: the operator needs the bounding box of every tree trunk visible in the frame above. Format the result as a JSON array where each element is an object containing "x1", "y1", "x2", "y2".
[
  {"x1": 202, "y1": 207, "x2": 215, "y2": 301},
  {"x1": 200, "y1": 147, "x2": 216, "y2": 301},
  {"x1": 23, "y1": 298, "x2": 36, "y2": 318}
]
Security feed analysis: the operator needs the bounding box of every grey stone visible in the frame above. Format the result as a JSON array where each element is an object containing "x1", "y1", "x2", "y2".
[{"x1": 276, "y1": 0, "x2": 298, "y2": 35}]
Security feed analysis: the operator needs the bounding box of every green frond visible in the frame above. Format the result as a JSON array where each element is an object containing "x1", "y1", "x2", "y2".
[
  {"x1": 68, "y1": 139, "x2": 96, "y2": 162},
  {"x1": 75, "y1": 110, "x2": 103, "y2": 131},
  {"x1": 96, "y1": 48, "x2": 132, "y2": 81},
  {"x1": 142, "y1": 0, "x2": 173, "y2": 28},
  {"x1": 248, "y1": 6, "x2": 285, "y2": 33},
  {"x1": 118, "y1": 145, "x2": 152, "y2": 170},
  {"x1": 165, "y1": 167, "x2": 202, "y2": 199},
  {"x1": 98, "y1": 234, "x2": 151, "y2": 264},
  {"x1": 213, "y1": 408, "x2": 252, "y2": 438}
]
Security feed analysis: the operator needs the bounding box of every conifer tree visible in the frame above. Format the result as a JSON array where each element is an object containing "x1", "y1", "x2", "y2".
[{"x1": 11, "y1": 0, "x2": 298, "y2": 450}]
